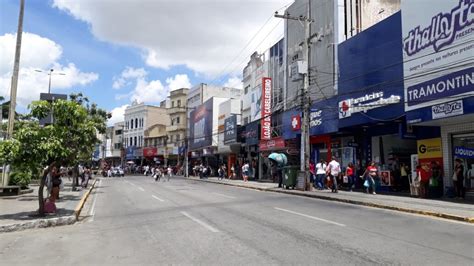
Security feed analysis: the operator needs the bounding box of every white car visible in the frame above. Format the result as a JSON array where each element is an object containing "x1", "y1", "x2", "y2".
[{"x1": 112, "y1": 167, "x2": 124, "y2": 177}]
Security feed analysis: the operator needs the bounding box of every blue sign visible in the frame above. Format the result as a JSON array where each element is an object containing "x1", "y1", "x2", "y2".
[
  {"x1": 454, "y1": 146, "x2": 474, "y2": 159},
  {"x1": 407, "y1": 96, "x2": 474, "y2": 124},
  {"x1": 337, "y1": 12, "x2": 404, "y2": 128},
  {"x1": 242, "y1": 121, "x2": 259, "y2": 146},
  {"x1": 282, "y1": 108, "x2": 301, "y2": 140},
  {"x1": 309, "y1": 97, "x2": 338, "y2": 136},
  {"x1": 125, "y1": 146, "x2": 136, "y2": 160}
]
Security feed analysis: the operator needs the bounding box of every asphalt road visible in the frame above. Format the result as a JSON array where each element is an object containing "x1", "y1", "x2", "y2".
[{"x1": 0, "y1": 175, "x2": 473, "y2": 265}]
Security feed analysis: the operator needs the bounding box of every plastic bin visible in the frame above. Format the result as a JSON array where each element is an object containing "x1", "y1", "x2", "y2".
[{"x1": 283, "y1": 166, "x2": 299, "y2": 189}]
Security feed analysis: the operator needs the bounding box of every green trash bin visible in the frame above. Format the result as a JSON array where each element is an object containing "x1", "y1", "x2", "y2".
[{"x1": 283, "y1": 166, "x2": 298, "y2": 189}]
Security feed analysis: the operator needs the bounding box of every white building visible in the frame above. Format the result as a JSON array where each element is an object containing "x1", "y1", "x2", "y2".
[{"x1": 242, "y1": 52, "x2": 266, "y2": 125}]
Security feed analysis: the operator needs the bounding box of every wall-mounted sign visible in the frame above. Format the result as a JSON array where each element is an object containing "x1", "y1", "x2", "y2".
[
  {"x1": 291, "y1": 115, "x2": 301, "y2": 131},
  {"x1": 339, "y1": 92, "x2": 401, "y2": 119},
  {"x1": 261, "y1": 77, "x2": 272, "y2": 140},
  {"x1": 432, "y1": 100, "x2": 464, "y2": 120},
  {"x1": 189, "y1": 99, "x2": 213, "y2": 150},
  {"x1": 224, "y1": 115, "x2": 238, "y2": 144},
  {"x1": 260, "y1": 137, "x2": 285, "y2": 151},
  {"x1": 402, "y1": 0, "x2": 474, "y2": 111},
  {"x1": 143, "y1": 147, "x2": 157, "y2": 157},
  {"x1": 454, "y1": 146, "x2": 474, "y2": 159},
  {"x1": 417, "y1": 138, "x2": 442, "y2": 159}
]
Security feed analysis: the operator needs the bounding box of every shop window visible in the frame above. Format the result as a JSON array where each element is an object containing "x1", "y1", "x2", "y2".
[{"x1": 452, "y1": 133, "x2": 474, "y2": 192}]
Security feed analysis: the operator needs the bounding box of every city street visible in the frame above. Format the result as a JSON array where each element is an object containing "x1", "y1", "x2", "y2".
[{"x1": 0, "y1": 175, "x2": 473, "y2": 265}]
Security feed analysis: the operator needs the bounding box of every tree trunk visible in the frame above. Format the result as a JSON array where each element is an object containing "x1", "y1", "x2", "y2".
[{"x1": 38, "y1": 163, "x2": 54, "y2": 216}]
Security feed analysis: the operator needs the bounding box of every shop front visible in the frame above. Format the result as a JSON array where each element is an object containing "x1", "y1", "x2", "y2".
[
  {"x1": 337, "y1": 11, "x2": 420, "y2": 192},
  {"x1": 240, "y1": 121, "x2": 260, "y2": 180},
  {"x1": 401, "y1": 0, "x2": 474, "y2": 199},
  {"x1": 221, "y1": 115, "x2": 241, "y2": 178}
]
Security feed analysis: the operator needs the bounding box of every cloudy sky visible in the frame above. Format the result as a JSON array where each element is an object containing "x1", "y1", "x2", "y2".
[{"x1": 0, "y1": 0, "x2": 290, "y2": 125}]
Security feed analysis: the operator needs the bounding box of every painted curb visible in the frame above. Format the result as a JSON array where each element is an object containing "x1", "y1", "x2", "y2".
[
  {"x1": 190, "y1": 178, "x2": 474, "y2": 224},
  {"x1": 74, "y1": 178, "x2": 98, "y2": 220}
]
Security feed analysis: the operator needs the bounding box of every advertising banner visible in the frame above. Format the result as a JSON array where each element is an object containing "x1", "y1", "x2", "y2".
[
  {"x1": 416, "y1": 138, "x2": 444, "y2": 180},
  {"x1": 260, "y1": 137, "x2": 285, "y2": 151},
  {"x1": 402, "y1": 0, "x2": 474, "y2": 111},
  {"x1": 189, "y1": 99, "x2": 213, "y2": 150},
  {"x1": 309, "y1": 98, "x2": 339, "y2": 136},
  {"x1": 261, "y1": 77, "x2": 272, "y2": 140},
  {"x1": 143, "y1": 147, "x2": 157, "y2": 157},
  {"x1": 224, "y1": 115, "x2": 237, "y2": 144}
]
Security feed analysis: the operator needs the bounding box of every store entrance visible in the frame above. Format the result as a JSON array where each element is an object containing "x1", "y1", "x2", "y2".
[{"x1": 452, "y1": 133, "x2": 474, "y2": 192}]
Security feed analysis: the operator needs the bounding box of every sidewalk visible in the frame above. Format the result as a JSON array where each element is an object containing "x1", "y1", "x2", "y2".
[
  {"x1": 188, "y1": 176, "x2": 474, "y2": 223},
  {"x1": 0, "y1": 178, "x2": 92, "y2": 232}
]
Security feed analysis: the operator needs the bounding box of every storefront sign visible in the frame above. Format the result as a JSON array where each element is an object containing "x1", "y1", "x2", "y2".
[
  {"x1": 224, "y1": 115, "x2": 237, "y2": 144},
  {"x1": 260, "y1": 137, "x2": 285, "y2": 151},
  {"x1": 261, "y1": 77, "x2": 272, "y2": 140},
  {"x1": 454, "y1": 146, "x2": 474, "y2": 159},
  {"x1": 417, "y1": 138, "x2": 442, "y2": 159},
  {"x1": 309, "y1": 98, "x2": 338, "y2": 135},
  {"x1": 125, "y1": 146, "x2": 136, "y2": 160},
  {"x1": 291, "y1": 115, "x2": 301, "y2": 131},
  {"x1": 402, "y1": 0, "x2": 474, "y2": 111},
  {"x1": 339, "y1": 92, "x2": 401, "y2": 118},
  {"x1": 143, "y1": 147, "x2": 157, "y2": 157},
  {"x1": 242, "y1": 121, "x2": 259, "y2": 146},
  {"x1": 432, "y1": 100, "x2": 464, "y2": 119}
]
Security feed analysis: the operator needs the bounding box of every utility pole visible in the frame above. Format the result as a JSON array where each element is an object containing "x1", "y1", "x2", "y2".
[
  {"x1": 3, "y1": 0, "x2": 25, "y2": 187},
  {"x1": 6, "y1": 0, "x2": 25, "y2": 140},
  {"x1": 275, "y1": 2, "x2": 313, "y2": 190}
]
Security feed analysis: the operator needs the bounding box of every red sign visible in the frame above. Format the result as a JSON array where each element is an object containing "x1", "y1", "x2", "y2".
[
  {"x1": 143, "y1": 147, "x2": 157, "y2": 157},
  {"x1": 260, "y1": 137, "x2": 285, "y2": 151},
  {"x1": 261, "y1": 77, "x2": 272, "y2": 140},
  {"x1": 291, "y1": 115, "x2": 301, "y2": 131}
]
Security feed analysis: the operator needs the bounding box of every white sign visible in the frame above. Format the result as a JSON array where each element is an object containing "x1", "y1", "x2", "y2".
[
  {"x1": 432, "y1": 100, "x2": 464, "y2": 119},
  {"x1": 338, "y1": 91, "x2": 401, "y2": 119},
  {"x1": 402, "y1": 0, "x2": 474, "y2": 111}
]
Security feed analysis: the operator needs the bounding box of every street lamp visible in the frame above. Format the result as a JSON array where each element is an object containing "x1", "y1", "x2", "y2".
[{"x1": 35, "y1": 69, "x2": 66, "y2": 94}]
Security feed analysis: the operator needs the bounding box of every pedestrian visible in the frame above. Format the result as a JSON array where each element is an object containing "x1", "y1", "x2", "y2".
[
  {"x1": 315, "y1": 159, "x2": 326, "y2": 190},
  {"x1": 50, "y1": 166, "x2": 62, "y2": 203},
  {"x1": 82, "y1": 167, "x2": 90, "y2": 188},
  {"x1": 222, "y1": 164, "x2": 227, "y2": 179},
  {"x1": 309, "y1": 161, "x2": 316, "y2": 190},
  {"x1": 242, "y1": 161, "x2": 250, "y2": 182},
  {"x1": 363, "y1": 162, "x2": 378, "y2": 195},
  {"x1": 167, "y1": 166, "x2": 172, "y2": 181},
  {"x1": 230, "y1": 165, "x2": 235, "y2": 179},
  {"x1": 346, "y1": 162, "x2": 355, "y2": 192},
  {"x1": 327, "y1": 156, "x2": 341, "y2": 193},
  {"x1": 453, "y1": 158, "x2": 465, "y2": 199},
  {"x1": 400, "y1": 162, "x2": 409, "y2": 191},
  {"x1": 218, "y1": 165, "x2": 224, "y2": 180}
]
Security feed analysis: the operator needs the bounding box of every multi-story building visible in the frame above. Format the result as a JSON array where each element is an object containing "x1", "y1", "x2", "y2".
[
  {"x1": 143, "y1": 123, "x2": 168, "y2": 165},
  {"x1": 166, "y1": 88, "x2": 189, "y2": 166},
  {"x1": 123, "y1": 101, "x2": 168, "y2": 162},
  {"x1": 242, "y1": 52, "x2": 265, "y2": 126}
]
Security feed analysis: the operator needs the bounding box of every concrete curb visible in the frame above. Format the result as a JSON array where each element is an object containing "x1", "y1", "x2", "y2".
[
  {"x1": 190, "y1": 178, "x2": 474, "y2": 224},
  {"x1": 74, "y1": 178, "x2": 98, "y2": 220},
  {"x1": 0, "y1": 179, "x2": 99, "y2": 234}
]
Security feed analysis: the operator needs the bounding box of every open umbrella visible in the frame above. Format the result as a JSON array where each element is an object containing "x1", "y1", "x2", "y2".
[
  {"x1": 268, "y1": 153, "x2": 287, "y2": 166},
  {"x1": 127, "y1": 161, "x2": 135, "y2": 164}
]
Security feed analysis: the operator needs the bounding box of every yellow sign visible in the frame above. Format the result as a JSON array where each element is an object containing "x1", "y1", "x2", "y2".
[{"x1": 417, "y1": 138, "x2": 442, "y2": 159}]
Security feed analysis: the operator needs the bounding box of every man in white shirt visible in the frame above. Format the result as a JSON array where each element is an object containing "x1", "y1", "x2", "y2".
[{"x1": 327, "y1": 156, "x2": 341, "y2": 193}]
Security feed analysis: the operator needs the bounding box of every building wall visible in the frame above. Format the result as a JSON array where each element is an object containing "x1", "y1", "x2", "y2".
[
  {"x1": 218, "y1": 99, "x2": 242, "y2": 153},
  {"x1": 124, "y1": 103, "x2": 168, "y2": 148}
]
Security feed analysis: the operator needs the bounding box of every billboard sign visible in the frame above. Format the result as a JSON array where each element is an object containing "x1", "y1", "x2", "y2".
[
  {"x1": 189, "y1": 99, "x2": 213, "y2": 150},
  {"x1": 224, "y1": 115, "x2": 237, "y2": 144},
  {"x1": 402, "y1": 0, "x2": 474, "y2": 111},
  {"x1": 261, "y1": 77, "x2": 272, "y2": 140}
]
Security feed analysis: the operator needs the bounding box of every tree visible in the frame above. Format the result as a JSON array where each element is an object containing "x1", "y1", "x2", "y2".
[{"x1": 0, "y1": 95, "x2": 107, "y2": 216}]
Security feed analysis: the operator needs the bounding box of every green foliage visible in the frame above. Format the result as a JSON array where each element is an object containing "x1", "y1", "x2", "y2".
[{"x1": 9, "y1": 171, "x2": 31, "y2": 189}]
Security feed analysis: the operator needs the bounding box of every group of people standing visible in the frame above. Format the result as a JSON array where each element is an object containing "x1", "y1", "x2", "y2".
[{"x1": 310, "y1": 157, "x2": 380, "y2": 194}]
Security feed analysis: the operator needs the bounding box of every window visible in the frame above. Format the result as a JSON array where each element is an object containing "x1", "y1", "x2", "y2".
[
  {"x1": 134, "y1": 136, "x2": 137, "y2": 146},
  {"x1": 176, "y1": 134, "x2": 180, "y2": 141},
  {"x1": 130, "y1": 119, "x2": 133, "y2": 129},
  {"x1": 170, "y1": 135, "x2": 174, "y2": 143},
  {"x1": 177, "y1": 100, "x2": 181, "y2": 107},
  {"x1": 115, "y1": 129, "x2": 122, "y2": 135},
  {"x1": 114, "y1": 143, "x2": 122, "y2": 149},
  {"x1": 176, "y1": 117, "x2": 180, "y2": 124},
  {"x1": 141, "y1": 118, "x2": 144, "y2": 128},
  {"x1": 135, "y1": 118, "x2": 138, "y2": 129},
  {"x1": 172, "y1": 101, "x2": 175, "y2": 107},
  {"x1": 130, "y1": 137, "x2": 133, "y2": 146}
]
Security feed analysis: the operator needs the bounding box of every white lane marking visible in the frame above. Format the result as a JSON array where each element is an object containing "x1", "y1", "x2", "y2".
[
  {"x1": 137, "y1": 186, "x2": 145, "y2": 192},
  {"x1": 180, "y1": 211, "x2": 220, "y2": 233},
  {"x1": 274, "y1": 207, "x2": 346, "y2": 227},
  {"x1": 152, "y1": 195, "x2": 165, "y2": 202},
  {"x1": 212, "y1": 192, "x2": 236, "y2": 199},
  {"x1": 88, "y1": 179, "x2": 102, "y2": 222}
]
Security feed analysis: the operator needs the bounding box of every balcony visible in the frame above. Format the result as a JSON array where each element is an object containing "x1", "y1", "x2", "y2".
[{"x1": 167, "y1": 106, "x2": 186, "y2": 115}]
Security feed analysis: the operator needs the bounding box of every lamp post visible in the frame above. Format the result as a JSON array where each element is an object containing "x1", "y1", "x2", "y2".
[{"x1": 35, "y1": 69, "x2": 66, "y2": 94}]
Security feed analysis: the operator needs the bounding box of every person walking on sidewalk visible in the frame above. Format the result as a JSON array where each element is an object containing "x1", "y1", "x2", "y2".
[
  {"x1": 242, "y1": 161, "x2": 250, "y2": 182},
  {"x1": 167, "y1": 166, "x2": 172, "y2": 181},
  {"x1": 327, "y1": 157, "x2": 341, "y2": 193},
  {"x1": 453, "y1": 158, "x2": 465, "y2": 199},
  {"x1": 315, "y1": 159, "x2": 327, "y2": 190},
  {"x1": 364, "y1": 162, "x2": 378, "y2": 194},
  {"x1": 346, "y1": 162, "x2": 355, "y2": 192}
]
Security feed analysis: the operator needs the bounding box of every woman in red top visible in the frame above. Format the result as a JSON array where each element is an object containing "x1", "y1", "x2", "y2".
[
  {"x1": 417, "y1": 164, "x2": 430, "y2": 198},
  {"x1": 364, "y1": 162, "x2": 378, "y2": 194},
  {"x1": 345, "y1": 162, "x2": 355, "y2": 192}
]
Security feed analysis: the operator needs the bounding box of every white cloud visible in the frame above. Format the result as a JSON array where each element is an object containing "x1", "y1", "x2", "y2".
[
  {"x1": 0, "y1": 32, "x2": 98, "y2": 107},
  {"x1": 166, "y1": 74, "x2": 191, "y2": 92},
  {"x1": 223, "y1": 76, "x2": 243, "y2": 90},
  {"x1": 112, "y1": 67, "x2": 147, "y2": 89},
  {"x1": 113, "y1": 67, "x2": 191, "y2": 104},
  {"x1": 108, "y1": 104, "x2": 129, "y2": 126},
  {"x1": 52, "y1": 0, "x2": 288, "y2": 76}
]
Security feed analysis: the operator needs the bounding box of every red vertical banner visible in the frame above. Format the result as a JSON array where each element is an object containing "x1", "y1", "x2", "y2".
[{"x1": 261, "y1": 77, "x2": 272, "y2": 140}]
